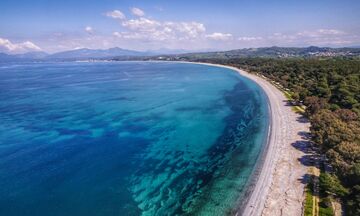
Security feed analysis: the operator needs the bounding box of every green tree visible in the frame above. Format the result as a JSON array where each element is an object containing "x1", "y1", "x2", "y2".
[{"x1": 319, "y1": 172, "x2": 349, "y2": 197}]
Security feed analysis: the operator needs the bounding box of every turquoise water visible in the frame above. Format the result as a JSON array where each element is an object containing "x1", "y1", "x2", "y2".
[{"x1": 0, "y1": 61, "x2": 269, "y2": 216}]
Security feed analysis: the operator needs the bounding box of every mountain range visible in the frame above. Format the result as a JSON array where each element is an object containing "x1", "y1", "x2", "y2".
[
  {"x1": 0, "y1": 47, "x2": 197, "y2": 62},
  {"x1": 1, "y1": 46, "x2": 360, "y2": 62},
  {"x1": 163, "y1": 46, "x2": 360, "y2": 59}
]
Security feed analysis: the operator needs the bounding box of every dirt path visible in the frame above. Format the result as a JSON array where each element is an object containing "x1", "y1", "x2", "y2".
[{"x1": 311, "y1": 167, "x2": 320, "y2": 216}]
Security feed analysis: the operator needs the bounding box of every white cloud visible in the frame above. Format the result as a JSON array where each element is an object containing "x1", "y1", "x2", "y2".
[
  {"x1": 85, "y1": 26, "x2": 94, "y2": 34},
  {"x1": 205, "y1": 32, "x2": 233, "y2": 41},
  {"x1": 317, "y1": 29, "x2": 345, "y2": 35},
  {"x1": 114, "y1": 17, "x2": 206, "y2": 41},
  {"x1": 0, "y1": 37, "x2": 42, "y2": 54},
  {"x1": 112, "y1": 32, "x2": 122, "y2": 38},
  {"x1": 268, "y1": 29, "x2": 357, "y2": 46},
  {"x1": 113, "y1": 31, "x2": 151, "y2": 40},
  {"x1": 165, "y1": 22, "x2": 206, "y2": 38},
  {"x1": 105, "y1": 8, "x2": 241, "y2": 49},
  {"x1": 131, "y1": 7, "x2": 145, "y2": 17},
  {"x1": 105, "y1": 10, "x2": 126, "y2": 19},
  {"x1": 238, "y1": 36, "x2": 263, "y2": 41},
  {"x1": 122, "y1": 18, "x2": 161, "y2": 32},
  {"x1": 296, "y1": 29, "x2": 345, "y2": 37}
]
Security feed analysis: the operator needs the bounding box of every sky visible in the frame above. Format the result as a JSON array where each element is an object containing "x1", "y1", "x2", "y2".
[{"x1": 0, "y1": 0, "x2": 360, "y2": 54}]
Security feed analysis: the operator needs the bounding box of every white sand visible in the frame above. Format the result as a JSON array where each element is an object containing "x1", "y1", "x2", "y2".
[{"x1": 183, "y1": 62, "x2": 310, "y2": 216}]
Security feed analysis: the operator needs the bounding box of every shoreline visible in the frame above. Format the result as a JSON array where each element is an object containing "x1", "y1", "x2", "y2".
[
  {"x1": 44, "y1": 60, "x2": 309, "y2": 215},
  {"x1": 177, "y1": 61, "x2": 310, "y2": 216}
]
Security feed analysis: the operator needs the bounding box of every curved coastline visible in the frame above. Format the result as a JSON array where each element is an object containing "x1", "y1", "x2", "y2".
[{"x1": 176, "y1": 61, "x2": 310, "y2": 216}]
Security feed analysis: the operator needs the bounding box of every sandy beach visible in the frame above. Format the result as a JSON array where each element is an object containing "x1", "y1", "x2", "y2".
[{"x1": 187, "y1": 62, "x2": 310, "y2": 216}]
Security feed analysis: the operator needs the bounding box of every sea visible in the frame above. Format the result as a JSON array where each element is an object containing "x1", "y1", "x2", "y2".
[{"x1": 0, "y1": 61, "x2": 269, "y2": 216}]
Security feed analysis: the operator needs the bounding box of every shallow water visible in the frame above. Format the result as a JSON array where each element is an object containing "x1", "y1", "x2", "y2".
[{"x1": 0, "y1": 61, "x2": 269, "y2": 216}]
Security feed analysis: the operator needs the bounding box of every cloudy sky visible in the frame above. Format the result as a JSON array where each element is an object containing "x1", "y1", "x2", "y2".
[{"x1": 0, "y1": 0, "x2": 360, "y2": 54}]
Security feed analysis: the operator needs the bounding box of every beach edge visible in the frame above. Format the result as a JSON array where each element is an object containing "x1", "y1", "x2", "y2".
[{"x1": 175, "y1": 61, "x2": 309, "y2": 216}]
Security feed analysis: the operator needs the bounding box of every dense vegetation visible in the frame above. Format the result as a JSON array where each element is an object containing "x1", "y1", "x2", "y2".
[
  {"x1": 178, "y1": 46, "x2": 360, "y2": 58},
  {"x1": 304, "y1": 177, "x2": 315, "y2": 216},
  {"x1": 188, "y1": 57, "x2": 360, "y2": 215}
]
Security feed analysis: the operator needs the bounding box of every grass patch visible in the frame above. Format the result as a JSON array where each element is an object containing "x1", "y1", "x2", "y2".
[
  {"x1": 318, "y1": 171, "x2": 335, "y2": 216},
  {"x1": 319, "y1": 197, "x2": 334, "y2": 216},
  {"x1": 292, "y1": 106, "x2": 306, "y2": 114},
  {"x1": 283, "y1": 90, "x2": 306, "y2": 114},
  {"x1": 304, "y1": 179, "x2": 314, "y2": 216},
  {"x1": 283, "y1": 91, "x2": 293, "y2": 100}
]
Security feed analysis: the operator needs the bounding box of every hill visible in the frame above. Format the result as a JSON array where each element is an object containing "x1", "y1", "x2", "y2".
[
  {"x1": 46, "y1": 47, "x2": 149, "y2": 59},
  {"x1": 147, "y1": 46, "x2": 360, "y2": 61}
]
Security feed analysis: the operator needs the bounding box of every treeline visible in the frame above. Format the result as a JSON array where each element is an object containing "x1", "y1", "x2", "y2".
[{"x1": 191, "y1": 57, "x2": 360, "y2": 215}]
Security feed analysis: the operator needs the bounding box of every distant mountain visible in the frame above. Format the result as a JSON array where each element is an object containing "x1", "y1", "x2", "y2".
[
  {"x1": 1, "y1": 46, "x2": 360, "y2": 62},
  {"x1": 148, "y1": 48, "x2": 196, "y2": 55},
  {"x1": 0, "y1": 51, "x2": 49, "y2": 62},
  {"x1": 0, "y1": 53, "x2": 15, "y2": 61},
  {"x1": 154, "y1": 46, "x2": 360, "y2": 60},
  {"x1": 347, "y1": 45, "x2": 360, "y2": 48},
  {"x1": 147, "y1": 48, "x2": 221, "y2": 55},
  {"x1": 0, "y1": 47, "x2": 152, "y2": 62},
  {"x1": 47, "y1": 47, "x2": 148, "y2": 59},
  {"x1": 14, "y1": 51, "x2": 49, "y2": 59}
]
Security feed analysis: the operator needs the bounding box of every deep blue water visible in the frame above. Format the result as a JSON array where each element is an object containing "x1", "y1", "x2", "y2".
[{"x1": 0, "y1": 61, "x2": 269, "y2": 216}]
